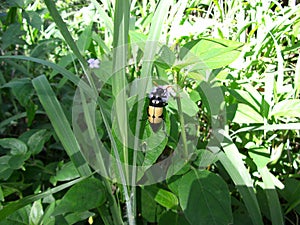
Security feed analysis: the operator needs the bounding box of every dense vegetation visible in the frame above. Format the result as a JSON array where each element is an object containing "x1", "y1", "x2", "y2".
[{"x1": 0, "y1": 0, "x2": 300, "y2": 224}]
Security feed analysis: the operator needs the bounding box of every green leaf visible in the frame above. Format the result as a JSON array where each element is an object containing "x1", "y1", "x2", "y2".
[
  {"x1": 52, "y1": 161, "x2": 80, "y2": 183},
  {"x1": 2, "y1": 78, "x2": 34, "y2": 107},
  {"x1": 141, "y1": 187, "x2": 163, "y2": 223},
  {"x1": 65, "y1": 211, "x2": 94, "y2": 225},
  {"x1": 1, "y1": 23, "x2": 25, "y2": 49},
  {"x1": 25, "y1": 101, "x2": 38, "y2": 127},
  {"x1": 154, "y1": 45, "x2": 176, "y2": 70},
  {"x1": 0, "y1": 138, "x2": 27, "y2": 155},
  {"x1": 279, "y1": 178, "x2": 300, "y2": 214},
  {"x1": 41, "y1": 202, "x2": 56, "y2": 225},
  {"x1": 258, "y1": 167, "x2": 284, "y2": 225},
  {"x1": 44, "y1": 0, "x2": 87, "y2": 68},
  {"x1": 0, "y1": 156, "x2": 14, "y2": 180},
  {"x1": 270, "y1": 99, "x2": 300, "y2": 118},
  {"x1": 177, "y1": 38, "x2": 243, "y2": 71},
  {"x1": 168, "y1": 92, "x2": 198, "y2": 117},
  {"x1": 76, "y1": 24, "x2": 92, "y2": 54},
  {"x1": 143, "y1": 185, "x2": 178, "y2": 210},
  {"x1": 159, "y1": 211, "x2": 190, "y2": 225},
  {"x1": 0, "y1": 176, "x2": 89, "y2": 220},
  {"x1": 217, "y1": 135, "x2": 264, "y2": 225},
  {"x1": 52, "y1": 177, "x2": 106, "y2": 216},
  {"x1": 29, "y1": 200, "x2": 44, "y2": 225},
  {"x1": 248, "y1": 146, "x2": 270, "y2": 169},
  {"x1": 23, "y1": 11, "x2": 43, "y2": 30},
  {"x1": 8, "y1": 154, "x2": 29, "y2": 170},
  {"x1": 178, "y1": 169, "x2": 232, "y2": 225},
  {"x1": 32, "y1": 75, "x2": 92, "y2": 177},
  {"x1": 0, "y1": 205, "x2": 31, "y2": 225},
  {"x1": 232, "y1": 103, "x2": 264, "y2": 124},
  {"x1": 27, "y1": 129, "x2": 50, "y2": 155}
]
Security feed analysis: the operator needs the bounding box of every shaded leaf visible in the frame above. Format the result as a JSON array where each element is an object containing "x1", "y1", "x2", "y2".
[
  {"x1": 159, "y1": 211, "x2": 190, "y2": 225},
  {"x1": 52, "y1": 177, "x2": 106, "y2": 216},
  {"x1": 178, "y1": 169, "x2": 232, "y2": 225},
  {"x1": 0, "y1": 138, "x2": 27, "y2": 155}
]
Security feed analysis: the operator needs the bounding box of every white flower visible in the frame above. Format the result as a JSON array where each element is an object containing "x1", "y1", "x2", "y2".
[{"x1": 87, "y1": 58, "x2": 100, "y2": 69}]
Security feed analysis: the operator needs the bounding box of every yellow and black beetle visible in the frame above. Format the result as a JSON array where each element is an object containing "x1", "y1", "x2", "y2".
[
  {"x1": 147, "y1": 85, "x2": 174, "y2": 132},
  {"x1": 147, "y1": 95, "x2": 168, "y2": 132}
]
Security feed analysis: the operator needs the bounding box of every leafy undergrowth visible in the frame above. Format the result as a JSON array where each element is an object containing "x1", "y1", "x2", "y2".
[{"x1": 0, "y1": 0, "x2": 299, "y2": 225}]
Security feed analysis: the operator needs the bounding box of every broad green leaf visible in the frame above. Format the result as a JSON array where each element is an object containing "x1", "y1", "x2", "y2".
[
  {"x1": 178, "y1": 169, "x2": 232, "y2": 225},
  {"x1": 270, "y1": 99, "x2": 300, "y2": 118},
  {"x1": 27, "y1": 129, "x2": 50, "y2": 155},
  {"x1": 159, "y1": 211, "x2": 190, "y2": 225},
  {"x1": 65, "y1": 211, "x2": 94, "y2": 225},
  {"x1": 41, "y1": 202, "x2": 56, "y2": 225},
  {"x1": 154, "y1": 45, "x2": 176, "y2": 70},
  {"x1": 8, "y1": 154, "x2": 29, "y2": 170},
  {"x1": 229, "y1": 89, "x2": 261, "y2": 113},
  {"x1": 52, "y1": 178, "x2": 106, "y2": 216},
  {"x1": 177, "y1": 38, "x2": 243, "y2": 71},
  {"x1": 168, "y1": 92, "x2": 198, "y2": 117},
  {"x1": 233, "y1": 103, "x2": 264, "y2": 124},
  {"x1": 143, "y1": 185, "x2": 178, "y2": 210},
  {"x1": 0, "y1": 138, "x2": 27, "y2": 155}
]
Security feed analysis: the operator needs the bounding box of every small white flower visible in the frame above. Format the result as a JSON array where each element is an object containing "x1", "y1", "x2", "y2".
[{"x1": 87, "y1": 58, "x2": 100, "y2": 69}]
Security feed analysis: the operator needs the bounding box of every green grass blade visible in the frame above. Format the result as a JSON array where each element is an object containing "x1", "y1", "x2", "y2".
[
  {"x1": 32, "y1": 75, "x2": 92, "y2": 177},
  {"x1": 141, "y1": 0, "x2": 172, "y2": 78},
  {"x1": 217, "y1": 133, "x2": 264, "y2": 225},
  {"x1": 259, "y1": 167, "x2": 284, "y2": 225},
  {"x1": 111, "y1": 0, "x2": 132, "y2": 224}
]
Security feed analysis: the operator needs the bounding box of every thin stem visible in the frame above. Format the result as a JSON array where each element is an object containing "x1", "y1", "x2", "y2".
[{"x1": 176, "y1": 94, "x2": 189, "y2": 161}]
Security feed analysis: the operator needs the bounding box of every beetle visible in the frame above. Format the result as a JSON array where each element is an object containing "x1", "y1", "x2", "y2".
[
  {"x1": 147, "y1": 95, "x2": 168, "y2": 132},
  {"x1": 147, "y1": 85, "x2": 175, "y2": 132}
]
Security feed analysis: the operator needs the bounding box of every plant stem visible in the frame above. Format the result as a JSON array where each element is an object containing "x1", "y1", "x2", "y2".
[{"x1": 176, "y1": 94, "x2": 189, "y2": 161}]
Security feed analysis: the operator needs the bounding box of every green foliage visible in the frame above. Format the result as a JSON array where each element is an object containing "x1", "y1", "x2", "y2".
[{"x1": 0, "y1": 0, "x2": 299, "y2": 225}]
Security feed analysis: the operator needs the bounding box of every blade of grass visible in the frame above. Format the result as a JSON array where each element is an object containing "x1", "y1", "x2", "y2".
[
  {"x1": 111, "y1": 0, "x2": 132, "y2": 224},
  {"x1": 259, "y1": 167, "x2": 284, "y2": 225},
  {"x1": 32, "y1": 75, "x2": 92, "y2": 176},
  {"x1": 216, "y1": 132, "x2": 264, "y2": 225}
]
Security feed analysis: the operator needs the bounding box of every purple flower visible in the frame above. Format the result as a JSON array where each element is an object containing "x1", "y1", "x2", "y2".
[{"x1": 87, "y1": 58, "x2": 100, "y2": 69}]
